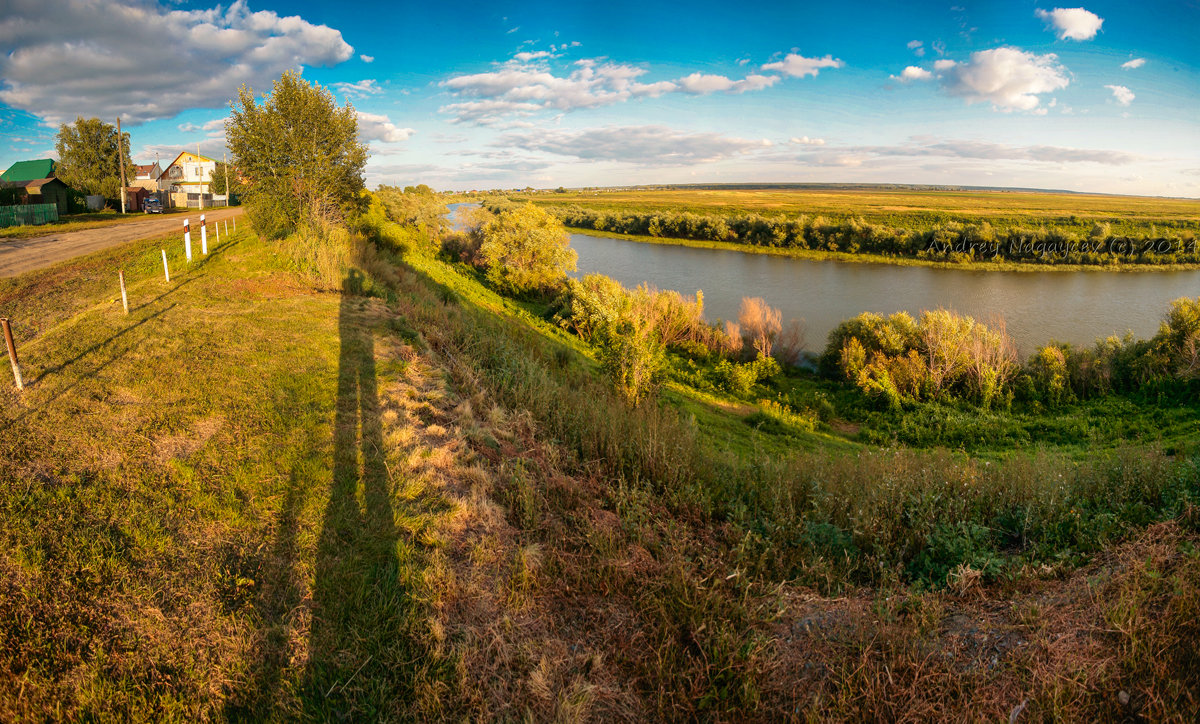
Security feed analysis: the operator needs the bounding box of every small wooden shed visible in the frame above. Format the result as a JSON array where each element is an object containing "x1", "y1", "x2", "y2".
[
  {"x1": 124, "y1": 186, "x2": 150, "y2": 212},
  {"x1": 15, "y1": 178, "x2": 71, "y2": 215}
]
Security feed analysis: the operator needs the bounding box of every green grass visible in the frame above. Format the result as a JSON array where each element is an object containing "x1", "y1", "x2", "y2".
[{"x1": 0, "y1": 228, "x2": 458, "y2": 720}]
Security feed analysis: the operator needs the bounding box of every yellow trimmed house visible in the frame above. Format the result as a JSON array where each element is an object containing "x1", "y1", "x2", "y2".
[{"x1": 158, "y1": 151, "x2": 217, "y2": 207}]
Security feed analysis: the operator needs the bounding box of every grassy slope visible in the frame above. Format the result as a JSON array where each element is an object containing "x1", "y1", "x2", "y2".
[
  {"x1": 1, "y1": 221, "x2": 1197, "y2": 720},
  {"x1": 0, "y1": 229, "x2": 464, "y2": 719}
]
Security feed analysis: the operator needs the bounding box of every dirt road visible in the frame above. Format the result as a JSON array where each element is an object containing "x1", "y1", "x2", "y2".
[{"x1": 0, "y1": 206, "x2": 245, "y2": 278}]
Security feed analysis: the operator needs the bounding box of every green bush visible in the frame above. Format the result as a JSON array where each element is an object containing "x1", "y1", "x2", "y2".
[
  {"x1": 479, "y1": 203, "x2": 577, "y2": 295},
  {"x1": 714, "y1": 355, "x2": 779, "y2": 397},
  {"x1": 595, "y1": 311, "x2": 665, "y2": 407}
]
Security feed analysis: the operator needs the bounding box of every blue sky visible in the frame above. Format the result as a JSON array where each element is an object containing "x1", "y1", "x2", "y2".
[{"x1": 1, "y1": 0, "x2": 1197, "y2": 195}]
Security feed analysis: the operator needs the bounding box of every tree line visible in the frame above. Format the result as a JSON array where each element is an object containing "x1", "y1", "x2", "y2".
[{"x1": 526, "y1": 203, "x2": 1200, "y2": 266}]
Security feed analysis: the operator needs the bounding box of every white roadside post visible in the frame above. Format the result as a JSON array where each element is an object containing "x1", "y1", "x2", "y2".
[
  {"x1": 162, "y1": 249, "x2": 170, "y2": 282},
  {"x1": 119, "y1": 271, "x2": 129, "y2": 314},
  {"x1": 214, "y1": 216, "x2": 220, "y2": 243},
  {"x1": 184, "y1": 218, "x2": 192, "y2": 262},
  {"x1": 200, "y1": 214, "x2": 208, "y2": 254},
  {"x1": 224, "y1": 219, "x2": 229, "y2": 237}
]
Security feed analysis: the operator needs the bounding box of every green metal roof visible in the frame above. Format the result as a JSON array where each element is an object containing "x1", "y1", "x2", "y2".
[{"x1": 1, "y1": 159, "x2": 57, "y2": 183}]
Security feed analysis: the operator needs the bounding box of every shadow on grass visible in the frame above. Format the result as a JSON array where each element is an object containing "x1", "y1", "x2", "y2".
[
  {"x1": 301, "y1": 271, "x2": 431, "y2": 719},
  {"x1": 226, "y1": 269, "x2": 456, "y2": 720},
  {"x1": 224, "y1": 466, "x2": 306, "y2": 720}
]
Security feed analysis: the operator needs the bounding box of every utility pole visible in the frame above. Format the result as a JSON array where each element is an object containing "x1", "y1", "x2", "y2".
[
  {"x1": 223, "y1": 152, "x2": 230, "y2": 207},
  {"x1": 197, "y1": 142, "x2": 203, "y2": 210},
  {"x1": 117, "y1": 116, "x2": 127, "y2": 214}
]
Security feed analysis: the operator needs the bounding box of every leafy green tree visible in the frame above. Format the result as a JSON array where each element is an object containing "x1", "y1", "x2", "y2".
[
  {"x1": 376, "y1": 185, "x2": 447, "y2": 234},
  {"x1": 208, "y1": 160, "x2": 243, "y2": 197},
  {"x1": 226, "y1": 71, "x2": 368, "y2": 238},
  {"x1": 54, "y1": 117, "x2": 133, "y2": 199},
  {"x1": 479, "y1": 202, "x2": 577, "y2": 294}
]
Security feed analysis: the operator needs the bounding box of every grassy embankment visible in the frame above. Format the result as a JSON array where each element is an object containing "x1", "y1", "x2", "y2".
[
  {"x1": 518, "y1": 187, "x2": 1200, "y2": 270},
  {"x1": 0, "y1": 208, "x2": 197, "y2": 241},
  {"x1": 379, "y1": 211, "x2": 1195, "y2": 720},
  {"x1": 1, "y1": 208, "x2": 1198, "y2": 719}
]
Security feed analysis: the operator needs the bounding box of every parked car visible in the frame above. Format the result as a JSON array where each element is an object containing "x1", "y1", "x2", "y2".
[{"x1": 144, "y1": 197, "x2": 163, "y2": 214}]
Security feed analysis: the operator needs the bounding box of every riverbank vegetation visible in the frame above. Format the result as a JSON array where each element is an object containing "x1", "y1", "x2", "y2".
[{"x1": 500, "y1": 187, "x2": 1200, "y2": 267}]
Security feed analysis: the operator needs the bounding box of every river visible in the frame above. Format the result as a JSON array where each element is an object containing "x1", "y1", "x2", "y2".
[{"x1": 448, "y1": 203, "x2": 1200, "y2": 354}]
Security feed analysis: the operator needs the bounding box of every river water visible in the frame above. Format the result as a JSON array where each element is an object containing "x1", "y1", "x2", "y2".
[{"x1": 448, "y1": 203, "x2": 1200, "y2": 354}]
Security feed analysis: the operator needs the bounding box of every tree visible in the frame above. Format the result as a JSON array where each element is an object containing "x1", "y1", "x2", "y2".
[
  {"x1": 208, "y1": 160, "x2": 243, "y2": 197},
  {"x1": 478, "y1": 202, "x2": 577, "y2": 294},
  {"x1": 54, "y1": 117, "x2": 132, "y2": 199},
  {"x1": 226, "y1": 71, "x2": 368, "y2": 238}
]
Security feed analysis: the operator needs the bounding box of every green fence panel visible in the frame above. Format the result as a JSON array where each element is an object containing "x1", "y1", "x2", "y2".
[{"x1": 0, "y1": 203, "x2": 60, "y2": 228}]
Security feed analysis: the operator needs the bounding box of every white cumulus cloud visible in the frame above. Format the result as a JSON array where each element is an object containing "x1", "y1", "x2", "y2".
[
  {"x1": 1121, "y1": 58, "x2": 1145, "y2": 69},
  {"x1": 678, "y1": 72, "x2": 778, "y2": 94},
  {"x1": 761, "y1": 52, "x2": 844, "y2": 78},
  {"x1": 1035, "y1": 7, "x2": 1104, "y2": 41},
  {"x1": 790, "y1": 136, "x2": 826, "y2": 146},
  {"x1": 893, "y1": 66, "x2": 933, "y2": 82},
  {"x1": 1105, "y1": 84, "x2": 1135, "y2": 106},
  {"x1": 907, "y1": 40, "x2": 925, "y2": 57},
  {"x1": 440, "y1": 60, "x2": 679, "y2": 124},
  {"x1": 938, "y1": 47, "x2": 1069, "y2": 111},
  {"x1": 356, "y1": 112, "x2": 415, "y2": 143},
  {"x1": 439, "y1": 54, "x2": 795, "y2": 124},
  {"x1": 360, "y1": 54, "x2": 374, "y2": 63},
  {"x1": 0, "y1": 0, "x2": 355, "y2": 126},
  {"x1": 332, "y1": 79, "x2": 384, "y2": 98},
  {"x1": 513, "y1": 50, "x2": 556, "y2": 62}
]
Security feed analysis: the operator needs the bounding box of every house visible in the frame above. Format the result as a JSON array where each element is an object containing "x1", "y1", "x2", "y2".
[
  {"x1": 1, "y1": 158, "x2": 57, "y2": 184},
  {"x1": 0, "y1": 158, "x2": 70, "y2": 215},
  {"x1": 132, "y1": 162, "x2": 164, "y2": 192},
  {"x1": 158, "y1": 151, "x2": 216, "y2": 206}
]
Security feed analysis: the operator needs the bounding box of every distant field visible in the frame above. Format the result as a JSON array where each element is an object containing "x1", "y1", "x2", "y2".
[{"x1": 529, "y1": 187, "x2": 1200, "y2": 228}]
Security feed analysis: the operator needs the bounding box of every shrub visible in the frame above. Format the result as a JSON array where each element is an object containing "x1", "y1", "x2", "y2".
[
  {"x1": 1027, "y1": 344, "x2": 1072, "y2": 406},
  {"x1": 595, "y1": 288, "x2": 665, "y2": 406},
  {"x1": 774, "y1": 320, "x2": 807, "y2": 367},
  {"x1": 652, "y1": 288, "x2": 706, "y2": 348},
  {"x1": 714, "y1": 354, "x2": 780, "y2": 397},
  {"x1": 377, "y1": 185, "x2": 448, "y2": 236},
  {"x1": 560, "y1": 274, "x2": 626, "y2": 341},
  {"x1": 827, "y1": 310, "x2": 1016, "y2": 407},
  {"x1": 479, "y1": 203, "x2": 578, "y2": 295},
  {"x1": 1158, "y1": 296, "x2": 1200, "y2": 379},
  {"x1": 714, "y1": 359, "x2": 759, "y2": 396},
  {"x1": 738, "y1": 297, "x2": 782, "y2": 359},
  {"x1": 822, "y1": 311, "x2": 919, "y2": 374},
  {"x1": 723, "y1": 321, "x2": 744, "y2": 358}
]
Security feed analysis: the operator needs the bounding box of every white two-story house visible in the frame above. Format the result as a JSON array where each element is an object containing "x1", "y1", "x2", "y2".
[{"x1": 158, "y1": 151, "x2": 217, "y2": 206}]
